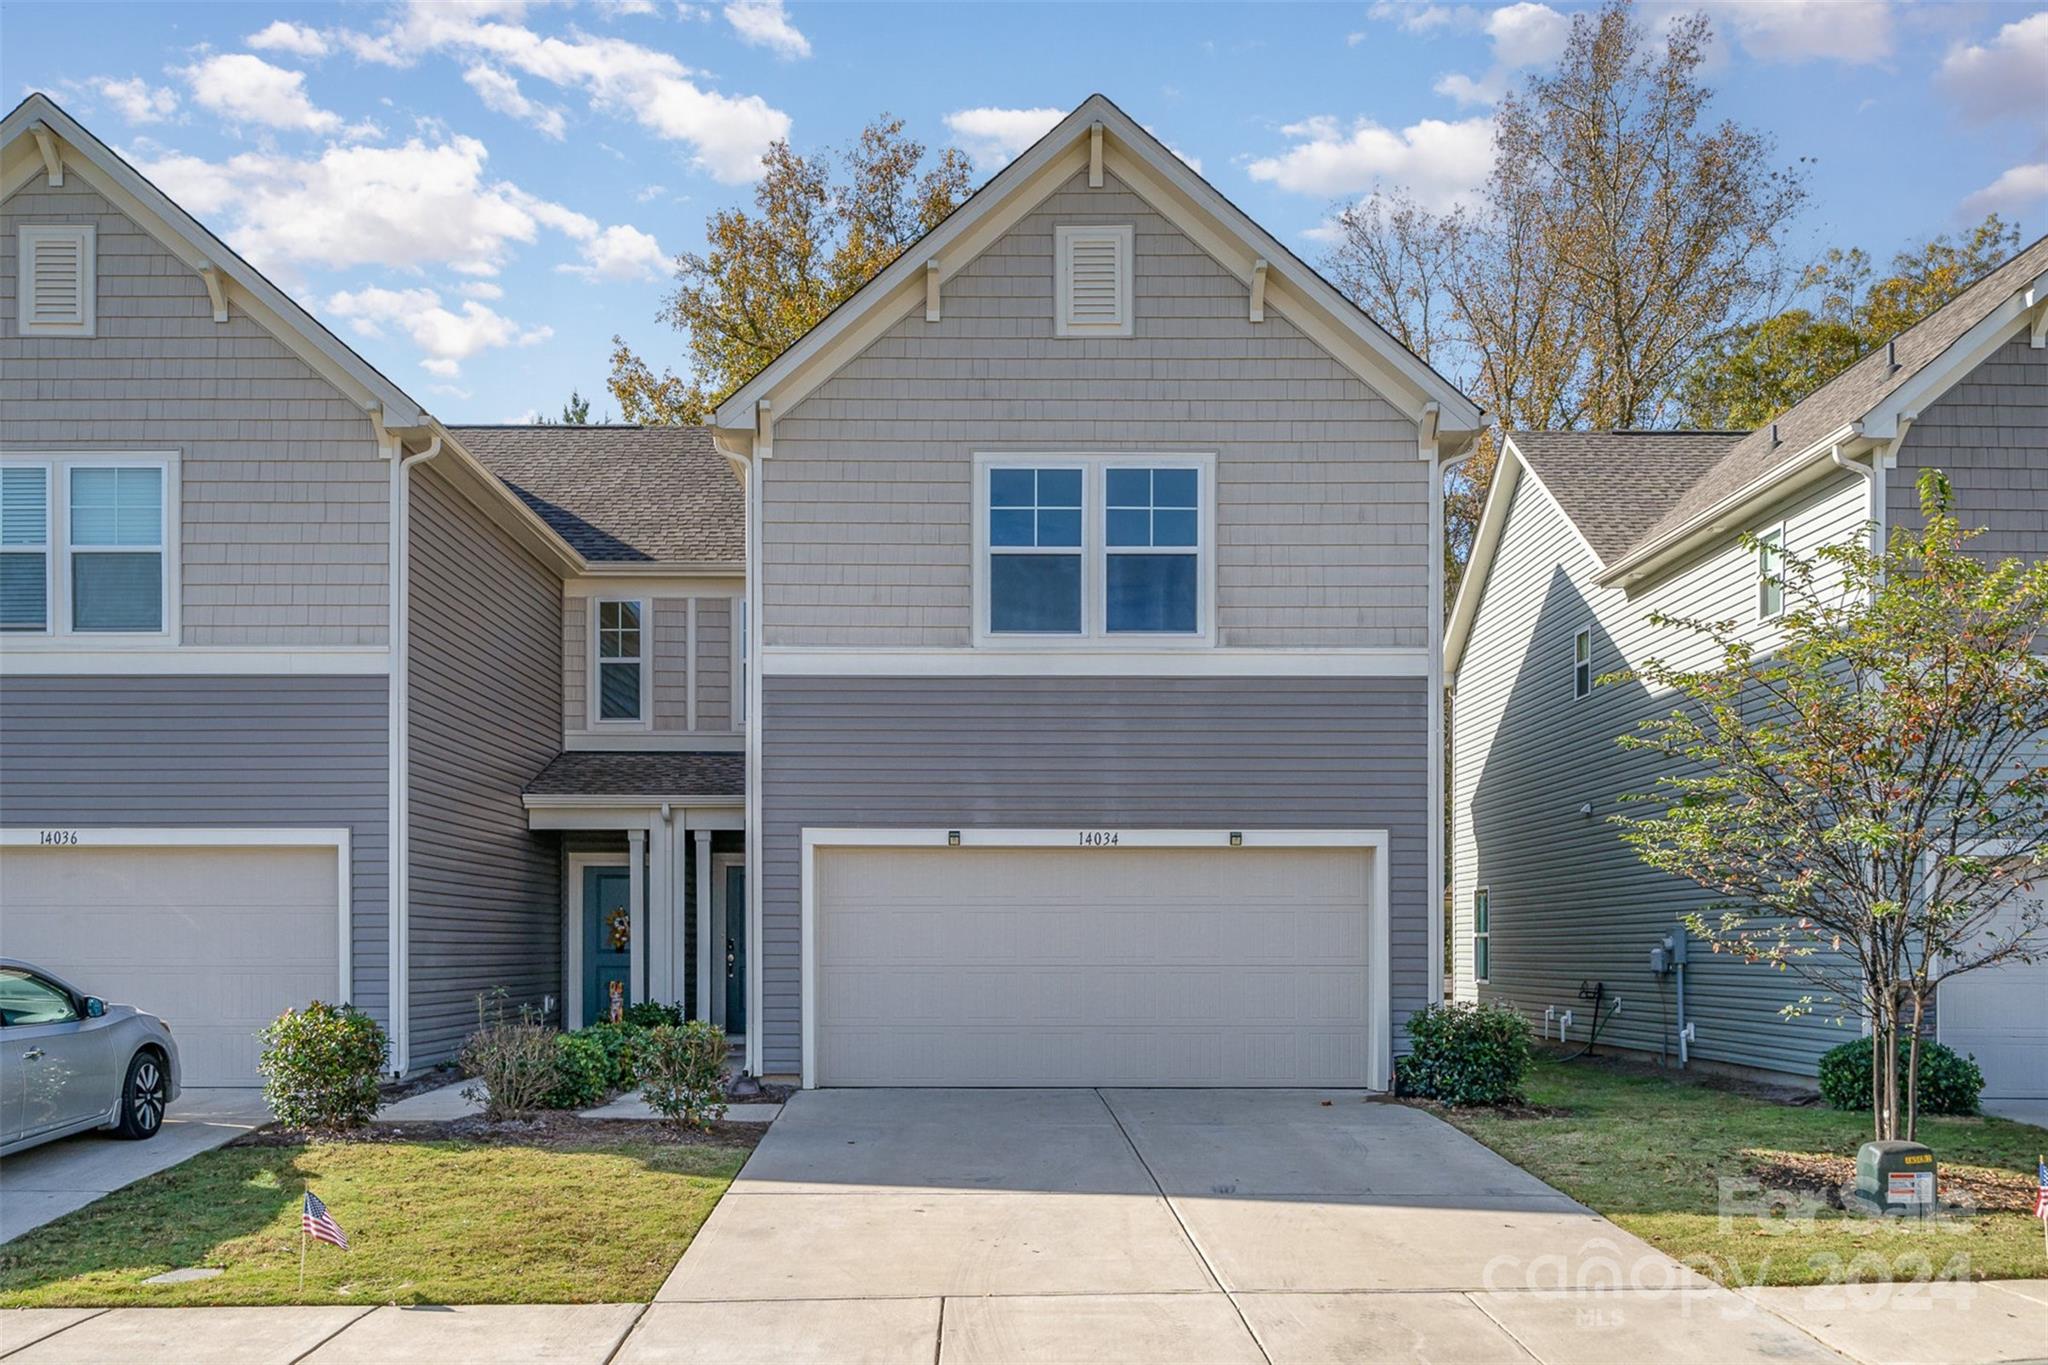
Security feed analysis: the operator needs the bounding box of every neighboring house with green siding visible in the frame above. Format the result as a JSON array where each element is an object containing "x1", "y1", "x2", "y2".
[{"x1": 1446, "y1": 235, "x2": 2048, "y2": 1099}]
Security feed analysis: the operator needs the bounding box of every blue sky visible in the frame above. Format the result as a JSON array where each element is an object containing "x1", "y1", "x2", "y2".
[{"x1": 6, "y1": 1, "x2": 2044, "y2": 422}]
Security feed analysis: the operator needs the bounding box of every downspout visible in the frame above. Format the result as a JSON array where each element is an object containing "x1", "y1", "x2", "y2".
[
  {"x1": 711, "y1": 425, "x2": 763, "y2": 1081},
  {"x1": 1432, "y1": 431, "x2": 1476, "y2": 1015},
  {"x1": 388, "y1": 432, "x2": 442, "y2": 1077},
  {"x1": 1830, "y1": 437, "x2": 1889, "y2": 558}
]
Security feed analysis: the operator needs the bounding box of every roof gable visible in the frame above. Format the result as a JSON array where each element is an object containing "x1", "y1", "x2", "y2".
[
  {"x1": 1509, "y1": 430, "x2": 1744, "y2": 565},
  {"x1": 713, "y1": 94, "x2": 1481, "y2": 445}
]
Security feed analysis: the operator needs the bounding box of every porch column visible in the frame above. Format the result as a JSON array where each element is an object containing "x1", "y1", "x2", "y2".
[
  {"x1": 671, "y1": 814, "x2": 692, "y2": 1015},
  {"x1": 628, "y1": 828, "x2": 647, "y2": 1006},
  {"x1": 694, "y1": 828, "x2": 714, "y2": 1022},
  {"x1": 647, "y1": 815, "x2": 672, "y2": 1004}
]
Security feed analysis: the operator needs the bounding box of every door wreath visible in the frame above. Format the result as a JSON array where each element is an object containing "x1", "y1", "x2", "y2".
[{"x1": 607, "y1": 907, "x2": 631, "y2": 951}]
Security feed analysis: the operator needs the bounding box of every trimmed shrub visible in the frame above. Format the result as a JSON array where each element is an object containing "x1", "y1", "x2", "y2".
[
  {"x1": 580, "y1": 1021, "x2": 646, "y2": 1090},
  {"x1": 621, "y1": 1001, "x2": 685, "y2": 1029},
  {"x1": 258, "y1": 1001, "x2": 388, "y2": 1130},
  {"x1": 1395, "y1": 1001, "x2": 1532, "y2": 1106},
  {"x1": 545, "y1": 1031, "x2": 614, "y2": 1110},
  {"x1": 1817, "y1": 1035, "x2": 1984, "y2": 1117},
  {"x1": 459, "y1": 991, "x2": 560, "y2": 1120},
  {"x1": 638, "y1": 1021, "x2": 729, "y2": 1129}
]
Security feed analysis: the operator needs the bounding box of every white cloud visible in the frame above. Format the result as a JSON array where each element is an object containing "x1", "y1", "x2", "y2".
[
  {"x1": 636, "y1": 183, "x2": 667, "y2": 202},
  {"x1": 327, "y1": 285, "x2": 551, "y2": 377},
  {"x1": 943, "y1": 106, "x2": 1064, "y2": 168},
  {"x1": 1367, "y1": 2, "x2": 1457, "y2": 35},
  {"x1": 90, "y1": 76, "x2": 178, "y2": 124},
  {"x1": 247, "y1": 20, "x2": 331, "y2": 58},
  {"x1": 595, "y1": 0, "x2": 661, "y2": 15},
  {"x1": 463, "y1": 64, "x2": 568, "y2": 138},
  {"x1": 1709, "y1": 0, "x2": 1894, "y2": 65},
  {"x1": 723, "y1": 0, "x2": 810, "y2": 59},
  {"x1": 179, "y1": 53, "x2": 343, "y2": 135},
  {"x1": 1961, "y1": 161, "x2": 2048, "y2": 218},
  {"x1": 561, "y1": 223, "x2": 670, "y2": 280},
  {"x1": 1431, "y1": 2, "x2": 1568, "y2": 108},
  {"x1": 1246, "y1": 114, "x2": 1494, "y2": 211},
  {"x1": 458, "y1": 281, "x2": 506, "y2": 300},
  {"x1": 1936, "y1": 13, "x2": 2048, "y2": 125},
  {"x1": 351, "y1": 2, "x2": 790, "y2": 181}
]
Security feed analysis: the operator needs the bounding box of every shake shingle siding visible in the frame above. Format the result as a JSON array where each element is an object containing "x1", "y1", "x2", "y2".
[
  {"x1": 763, "y1": 169, "x2": 1429, "y2": 651},
  {"x1": 1887, "y1": 334, "x2": 2048, "y2": 562},
  {"x1": 1451, "y1": 470, "x2": 1869, "y2": 1076},
  {"x1": 1, "y1": 178, "x2": 389, "y2": 645},
  {"x1": 0, "y1": 676, "x2": 391, "y2": 1023},
  {"x1": 406, "y1": 463, "x2": 562, "y2": 1065},
  {"x1": 759, "y1": 676, "x2": 1432, "y2": 1078}
]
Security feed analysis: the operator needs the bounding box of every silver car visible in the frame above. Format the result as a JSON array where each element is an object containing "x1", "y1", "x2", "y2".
[{"x1": 0, "y1": 959, "x2": 180, "y2": 1156}]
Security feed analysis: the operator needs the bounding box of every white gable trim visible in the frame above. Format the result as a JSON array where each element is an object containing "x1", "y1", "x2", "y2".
[
  {"x1": 712, "y1": 95, "x2": 1480, "y2": 442},
  {"x1": 1443, "y1": 441, "x2": 1523, "y2": 678}
]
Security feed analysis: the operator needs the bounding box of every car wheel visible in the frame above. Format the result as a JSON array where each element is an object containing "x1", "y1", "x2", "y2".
[{"x1": 113, "y1": 1050, "x2": 169, "y2": 1140}]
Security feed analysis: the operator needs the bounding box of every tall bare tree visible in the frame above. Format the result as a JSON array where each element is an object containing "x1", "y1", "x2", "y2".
[
  {"x1": 609, "y1": 116, "x2": 972, "y2": 425},
  {"x1": 1324, "y1": 0, "x2": 1808, "y2": 600}
]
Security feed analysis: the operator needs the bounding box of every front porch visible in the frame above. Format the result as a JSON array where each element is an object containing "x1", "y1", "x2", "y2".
[{"x1": 523, "y1": 752, "x2": 749, "y2": 1056}]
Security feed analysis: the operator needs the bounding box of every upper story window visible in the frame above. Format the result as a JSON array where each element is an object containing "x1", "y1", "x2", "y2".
[
  {"x1": 593, "y1": 598, "x2": 646, "y2": 724},
  {"x1": 1572, "y1": 625, "x2": 1592, "y2": 700},
  {"x1": 1, "y1": 454, "x2": 173, "y2": 638},
  {"x1": 978, "y1": 454, "x2": 1212, "y2": 646},
  {"x1": 1756, "y1": 526, "x2": 1785, "y2": 621},
  {"x1": 17, "y1": 225, "x2": 96, "y2": 339},
  {"x1": 1055, "y1": 225, "x2": 1133, "y2": 338}
]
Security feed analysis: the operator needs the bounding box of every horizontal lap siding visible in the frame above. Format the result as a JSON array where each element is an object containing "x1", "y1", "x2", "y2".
[
  {"x1": 1452, "y1": 471, "x2": 1870, "y2": 1076},
  {"x1": 760, "y1": 675, "x2": 1430, "y2": 1078},
  {"x1": 763, "y1": 169, "x2": 1426, "y2": 651},
  {"x1": 2, "y1": 178, "x2": 388, "y2": 645},
  {"x1": 407, "y1": 464, "x2": 562, "y2": 1066},
  {"x1": 0, "y1": 676, "x2": 391, "y2": 1025}
]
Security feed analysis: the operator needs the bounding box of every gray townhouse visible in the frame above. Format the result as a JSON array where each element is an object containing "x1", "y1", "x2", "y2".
[
  {"x1": 1446, "y1": 235, "x2": 2048, "y2": 1103},
  {"x1": 1, "y1": 92, "x2": 1484, "y2": 1093}
]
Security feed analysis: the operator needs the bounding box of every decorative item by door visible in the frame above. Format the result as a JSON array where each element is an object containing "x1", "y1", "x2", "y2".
[{"x1": 607, "y1": 979, "x2": 624, "y2": 1024}]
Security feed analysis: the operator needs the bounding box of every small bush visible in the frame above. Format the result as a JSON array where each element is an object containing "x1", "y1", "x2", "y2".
[
  {"x1": 459, "y1": 990, "x2": 560, "y2": 1120},
  {"x1": 1817, "y1": 1035, "x2": 1984, "y2": 1116},
  {"x1": 638, "y1": 1021, "x2": 729, "y2": 1129},
  {"x1": 1395, "y1": 1001, "x2": 1532, "y2": 1106},
  {"x1": 580, "y1": 1021, "x2": 646, "y2": 1089},
  {"x1": 545, "y1": 1031, "x2": 615, "y2": 1109},
  {"x1": 258, "y1": 1001, "x2": 388, "y2": 1130},
  {"x1": 621, "y1": 1001, "x2": 685, "y2": 1029}
]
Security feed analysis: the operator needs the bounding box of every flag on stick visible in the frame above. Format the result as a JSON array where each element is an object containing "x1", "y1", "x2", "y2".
[{"x1": 303, "y1": 1190, "x2": 350, "y2": 1249}]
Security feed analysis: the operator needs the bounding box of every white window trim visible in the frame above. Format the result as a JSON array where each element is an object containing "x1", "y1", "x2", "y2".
[
  {"x1": 587, "y1": 594, "x2": 653, "y2": 730},
  {"x1": 1473, "y1": 885, "x2": 1490, "y2": 985},
  {"x1": 17, "y1": 224, "x2": 96, "y2": 338},
  {"x1": 1756, "y1": 522, "x2": 1787, "y2": 622},
  {"x1": 1054, "y1": 224, "x2": 1134, "y2": 338},
  {"x1": 972, "y1": 452, "x2": 1217, "y2": 649},
  {"x1": 0, "y1": 451, "x2": 178, "y2": 644},
  {"x1": 1571, "y1": 624, "x2": 1592, "y2": 700}
]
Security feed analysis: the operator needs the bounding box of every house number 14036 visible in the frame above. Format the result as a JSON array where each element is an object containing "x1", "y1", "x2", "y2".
[
  {"x1": 1076, "y1": 831, "x2": 1120, "y2": 847},
  {"x1": 38, "y1": 830, "x2": 80, "y2": 845}
]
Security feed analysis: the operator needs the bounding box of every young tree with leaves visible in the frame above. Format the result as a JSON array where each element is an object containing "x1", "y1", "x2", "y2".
[
  {"x1": 609, "y1": 115, "x2": 972, "y2": 425},
  {"x1": 1614, "y1": 472, "x2": 2048, "y2": 1142},
  {"x1": 1324, "y1": 0, "x2": 1808, "y2": 602}
]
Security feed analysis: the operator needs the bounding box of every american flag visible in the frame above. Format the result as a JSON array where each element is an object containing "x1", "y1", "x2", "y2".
[
  {"x1": 2035, "y1": 1158, "x2": 2048, "y2": 1220},
  {"x1": 302, "y1": 1190, "x2": 350, "y2": 1250}
]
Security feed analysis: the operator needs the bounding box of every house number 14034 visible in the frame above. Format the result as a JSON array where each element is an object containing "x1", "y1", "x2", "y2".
[{"x1": 1076, "y1": 831, "x2": 1120, "y2": 847}]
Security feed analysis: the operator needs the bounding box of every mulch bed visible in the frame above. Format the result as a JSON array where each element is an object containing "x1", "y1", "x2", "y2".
[
  {"x1": 1740, "y1": 1148, "x2": 2037, "y2": 1214},
  {"x1": 1380, "y1": 1094, "x2": 1573, "y2": 1121},
  {"x1": 239, "y1": 1112, "x2": 767, "y2": 1150}
]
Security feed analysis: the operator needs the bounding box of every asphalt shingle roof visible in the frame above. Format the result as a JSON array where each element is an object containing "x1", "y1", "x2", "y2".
[
  {"x1": 451, "y1": 425, "x2": 743, "y2": 565},
  {"x1": 1508, "y1": 430, "x2": 1745, "y2": 565},
  {"x1": 525, "y1": 751, "x2": 745, "y2": 799}
]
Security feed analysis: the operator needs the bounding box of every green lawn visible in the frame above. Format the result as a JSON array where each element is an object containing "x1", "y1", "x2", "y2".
[
  {"x1": 1434, "y1": 1056, "x2": 2048, "y2": 1287},
  {"x1": 0, "y1": 1134, "x2": 753, "y2": 1307}
]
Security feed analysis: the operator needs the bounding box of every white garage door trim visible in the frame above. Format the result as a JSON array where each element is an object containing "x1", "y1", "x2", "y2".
[
  {"x1": 0, "y1": 825, "x2": 352, "y2": 1004},
  {"x1": 800, "y1": 827, "x2": 1391, "y2": 1091}
]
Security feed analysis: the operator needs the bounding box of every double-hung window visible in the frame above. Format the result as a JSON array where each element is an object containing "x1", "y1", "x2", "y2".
[
  {"x1": 1756, "y1": 526, "x2": 1785, "y2": 621},
  {"x1": 980, "y1": 455, "x2": 1211, "y2": 643},
  {"x1": 1572, "y1": 625, "x2": 1592, "y2": 700},
  {"x1": 0, "y1": 455, "x2": 172, "y2": 636},
  {"x1": 1473, "y1": 888, "x2": 1490, "y2": 984},
  {"x1": 593, "y1": 599, "x2": 646, "y2": 724}
]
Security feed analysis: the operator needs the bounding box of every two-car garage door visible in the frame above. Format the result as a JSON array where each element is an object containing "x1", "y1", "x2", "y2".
[
  {"x1": 810, "y1": 841, "x2": 1379, "y2": 1087},
  {"x1": 0, "y1": 839, "x2": 344, "y2": 1087}
]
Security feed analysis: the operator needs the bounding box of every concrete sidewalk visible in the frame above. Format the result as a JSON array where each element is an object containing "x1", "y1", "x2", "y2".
[{"x1": 5, "y1": 1284, "x2": 2045, "y2": 1363}]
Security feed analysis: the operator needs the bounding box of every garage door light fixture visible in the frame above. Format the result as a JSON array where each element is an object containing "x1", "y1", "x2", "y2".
[
  {"x1": 947, "y1": 830, "x2": 961, "y2": 846},
  {"x1": 1229, "y1": 831, "x2": 1243, "y2": 846}
]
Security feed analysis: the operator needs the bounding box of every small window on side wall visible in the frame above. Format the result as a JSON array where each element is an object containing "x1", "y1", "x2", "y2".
[
  {"x1": 1572, "y1": 625, "x2": 1592, "y2": 700},
  {"x1": 594, "y1": 599, "x2": 645, "y2": 723},
  {"x1": 1756, "y1": 526, "x2": 1785, "y2": 620},
  {"x1": 1473, "y1": 888, "x2": 1490, "y2": 984}
]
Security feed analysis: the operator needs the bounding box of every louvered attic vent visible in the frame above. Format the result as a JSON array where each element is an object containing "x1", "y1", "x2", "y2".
[
  {"x1": 18, "y1": 225, "x2": 95, "y2": 338},
  {"x1": 1056, "y1": 225, "x2": 1132, "y2": 337}
]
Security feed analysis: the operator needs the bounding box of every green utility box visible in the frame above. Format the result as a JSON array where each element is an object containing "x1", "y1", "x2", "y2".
[{"x1": 1854, "y1": 1140, "x2": 1937, "y2": 1217}]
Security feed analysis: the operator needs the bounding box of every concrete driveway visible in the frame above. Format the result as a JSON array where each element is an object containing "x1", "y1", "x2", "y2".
[
  {"x1": 645, "y1": 1089, "x2": 1847, "y2": 1364},
  {"x1": 0, "y1": 1089, "x2": 271, "y2": 1244}
]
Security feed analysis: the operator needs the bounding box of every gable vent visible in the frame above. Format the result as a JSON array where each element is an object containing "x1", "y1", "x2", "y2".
[
  {"x1": 18, "y1": 225, "x2": 95, "y2": 338},
  {"x1": 1055, "y1": 224, "x2": 1133, "y2": 338}
]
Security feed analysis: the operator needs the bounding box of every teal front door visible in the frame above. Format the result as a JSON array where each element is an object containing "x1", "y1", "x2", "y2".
[
  {"x1": 723, "y1": 865, "x2": 746, "y2": 1037},
  {"x1": 583, "y1": 866, "x2": 633, "y2": 1027}
]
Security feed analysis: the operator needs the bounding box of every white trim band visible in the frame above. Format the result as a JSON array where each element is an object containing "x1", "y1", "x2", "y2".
[
  {"x1": 0, "y1": 648, "x2": 392, "y2": 676},
  {"x1": 761, "y1": 647, "x2": 1432, "y2": 677}
]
